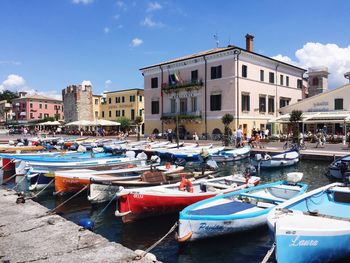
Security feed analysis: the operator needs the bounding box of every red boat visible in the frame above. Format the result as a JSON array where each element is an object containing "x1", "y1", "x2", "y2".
[{"x1": 115, "y1": 174, "x2": 260, "y2": 223}]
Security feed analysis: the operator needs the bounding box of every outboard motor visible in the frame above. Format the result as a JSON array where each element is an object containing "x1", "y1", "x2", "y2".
[
  {"x1": 340, "y1": 161, "x2": 350, "y2": 185},
  {"x1": 111, "y1": 147, "x2": 125, "y2": 156}
]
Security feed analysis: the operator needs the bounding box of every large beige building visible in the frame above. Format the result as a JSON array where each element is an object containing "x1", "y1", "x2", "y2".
[
  {"x1": 140, "y1": 34, "x2": 306, "y2": 137},
  {"x1": 100, "y1": 89, "x2": 145, "y2": 131}
]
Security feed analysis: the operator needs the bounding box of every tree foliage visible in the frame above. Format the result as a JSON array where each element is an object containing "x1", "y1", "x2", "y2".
[
  {"x1": 289, "y1": 110, "x2": 303, "y2": 143},
  {"x1": 221, "y1": 114, "x2": 234, "y2": 146},
  {"x1": 117, "y1": 117, "x2": 131, "y2": 132},
  {"x1": 0, "y1": 90, "x2": 19, "y2": 102}
]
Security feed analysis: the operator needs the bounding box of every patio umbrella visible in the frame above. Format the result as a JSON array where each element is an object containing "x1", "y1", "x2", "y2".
[
  {"x1": 65, "y1": 120, "x2": 94, "y2": 126},
  {"x1": 39, "y1": 121, "x2": 61, "y2": 126},
  {"x1": 94, "y1": 119, "x2": 121, "y2": 126}
]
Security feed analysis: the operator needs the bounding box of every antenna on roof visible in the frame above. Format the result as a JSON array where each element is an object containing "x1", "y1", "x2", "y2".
[{"x1": 213, "y1": 32, "x2": 219, "y2": 48}]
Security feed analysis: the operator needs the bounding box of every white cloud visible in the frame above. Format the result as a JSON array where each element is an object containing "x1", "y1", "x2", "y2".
[
  {"x1": 105, "y1": 80, "x2": 112, "y2": 86},
  {"x1": 141, "y1": 16, "x2": 164, "y2": 28},
  {"x1": 272, "y1": 54, "x2": 297, "y2": 65},
  {"x1": 0, "y1": 74, "x2": 26, "y2": 92},
  {"x1": 116, "y1": 1, "x2": 126, "y2": 9},
  {"x1": 273, "y1": 42, "x2": 350, "y2": 88},
  {"x1": 72, "y1": 0, "x2": 93, "y2": 4},
  {"x1": 147, "y1": 2, "x2": 162, "y2": 12},
  {"x1": 130, "y1": 38, "x2": 143, "y2": 47},
  {"x1": 0, "y1": 74, "x2": 61, "y2": 100},
  {"x1": 0, "y1": 60, "x2": 21, "y2": 66},
  {"x1": 82, "y1": 80, "x2": 92, "y2": 87},
  {"x1": 104, "y1": 27, "x2": 110, "y2": 33}
]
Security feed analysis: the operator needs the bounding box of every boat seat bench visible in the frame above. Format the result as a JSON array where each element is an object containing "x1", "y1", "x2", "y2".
[{"x1": 188, "y1": 201, "x2": 256, "y2": 216}]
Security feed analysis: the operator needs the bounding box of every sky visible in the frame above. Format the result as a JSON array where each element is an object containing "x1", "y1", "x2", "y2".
[{"x1": 0, "y1": 0, "x2": 350, "y2": 99}]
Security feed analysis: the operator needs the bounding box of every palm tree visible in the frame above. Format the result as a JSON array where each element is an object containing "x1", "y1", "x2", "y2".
[
  {"x1": 221, "y1": 114, "x2": 234, "y2": 146},
  {"x1": 134, "y1": 116, "x2": 143, "y2": 141},
  {"x1": 289, "y1": 110, "x2": 303, "y2": 143}
]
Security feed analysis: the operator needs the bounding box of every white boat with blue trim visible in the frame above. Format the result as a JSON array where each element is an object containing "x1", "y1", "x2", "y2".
[
  {"x1": 211, "y1": 146, "x2": 251, "y2": 162},
  {"x1": 176, "y1": 173, "x2": 307, "y2": 242},
  {"x1": 251, "y1": 150, "x2": 299, "y2": 168},
  {"x1": 267, "y1": 182, "x2": 350, "y2": 263}
]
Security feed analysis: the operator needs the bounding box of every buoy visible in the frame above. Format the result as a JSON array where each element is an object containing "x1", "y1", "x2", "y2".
[{"x1": 78, "y1": 218, "x2": 95, "y2": 231}]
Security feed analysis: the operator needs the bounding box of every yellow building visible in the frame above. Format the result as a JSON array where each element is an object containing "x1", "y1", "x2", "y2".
[
  {"x1": 92, "y1": 94, "x2": 102, "y2": 120},
  {"x1": 100, "y1": 89, "x2": 144, "y2": 132}
]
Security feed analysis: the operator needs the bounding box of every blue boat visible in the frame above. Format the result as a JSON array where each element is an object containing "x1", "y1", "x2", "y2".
[
  {"x1": 267, "y1": 182, "x2": 350, "y2": 263},
  {"x1": 177, "y1": 173, "x2": 307, "y2": 242},
  {"x1": 211, "y1": 146, "x2": 251, "y2": 162}
]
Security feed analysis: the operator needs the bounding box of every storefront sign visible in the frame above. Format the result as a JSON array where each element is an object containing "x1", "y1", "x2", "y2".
[{"x1": 307, "y1": 101, "x2": 329, "y2": 112}]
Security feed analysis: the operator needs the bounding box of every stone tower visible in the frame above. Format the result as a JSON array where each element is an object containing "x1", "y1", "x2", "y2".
[
  {"x1": 307, "y1": 67, "x2": 329, "y2": 97},
  {"x1": 62, "y1": 81, "x2": 93, "y2": 123}
]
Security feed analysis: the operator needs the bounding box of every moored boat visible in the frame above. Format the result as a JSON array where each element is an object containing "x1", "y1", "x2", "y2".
[
  {"x1": 176, "y1": 172, "x2": 307, "y2": 242},
  {"x1": 114, "y1": 174, "x2": 261, "y2": 223},
  {"x1": 211, "y1": 146, "x2": 251, "y2": 162},
  {"x1": 325, "y1": 154, "x2": 350, "y2": 179},
  {"x1": 251, "y1": 150, "x2": 299, "y2": 168},
  {"x1": 267, "y1": 182, "x2": 350, "y2": 263}
]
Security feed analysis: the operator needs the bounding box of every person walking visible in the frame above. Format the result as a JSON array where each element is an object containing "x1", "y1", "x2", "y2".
[{"x1": 236, "y1": 126, "x2": 243, "y2": 148}]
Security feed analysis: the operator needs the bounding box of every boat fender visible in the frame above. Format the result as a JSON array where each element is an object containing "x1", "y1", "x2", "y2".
[
  {"x1": 78, "y1": 218, "x2": 95, "y2": 231},
  {"x1": 179, "y1": 178, "x2": 193, "y2": 193}
]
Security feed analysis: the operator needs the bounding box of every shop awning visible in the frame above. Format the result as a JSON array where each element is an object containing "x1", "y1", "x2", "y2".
[{"x1": 269, "y1": 111, "x2": 350, "y2": 124}]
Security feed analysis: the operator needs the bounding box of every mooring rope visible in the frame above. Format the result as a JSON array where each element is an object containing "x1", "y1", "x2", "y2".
[
  {"x1": 11, "y1": 175, "x2": 27, "y2": 190},
  {"x1": 47, "y1": 185, "x2": 88, "y2": 214},
  {"x1": 261, "y1": 242, "x2": 276, "y2": 263},
  {"x1": 136, "y1": 222, "x2": 178, "y2": 260},
  {"x1": 94, "y1": 191, "x2": 119, "y2": 220},
  {"x1": 2, "y1": 173, "x2": 20, "y2": 185},
  {"x1": 26, "y1": 179, "x2": 54, "y2": 200}
]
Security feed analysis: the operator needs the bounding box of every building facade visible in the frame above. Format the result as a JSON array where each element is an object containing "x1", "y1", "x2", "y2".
[
  {"x1": 100, "y1": 88, "x2": 144, "y2": 130},
  {"x1": 62, "y1": 83, "x2": 93, "y2": 123},
  {"x1": 0, "y1": 100, "x2": 12, "y2": 123},
  {"x1": 307, "y1": 67, "x2": 329, "y2": 97},
  {"x1": 140, "y1": 35, "x2": 306, "y2": 137},
  {"x1": 92, "y1": 94, "x2": 102, "y2": 120},
  {"x1": 276, "y1": 83, "x2": 350, "y2": 135},
  {"x1": 11, "y1": 92, "x2": 63, "y2": 122}
]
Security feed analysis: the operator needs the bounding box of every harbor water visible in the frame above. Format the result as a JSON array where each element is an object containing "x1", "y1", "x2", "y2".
[{"x1": 33, "y1": 159, "x2": 339, "y2": 263}]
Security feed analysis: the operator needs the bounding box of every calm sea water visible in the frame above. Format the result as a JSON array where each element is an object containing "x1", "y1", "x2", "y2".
[{"x1": 34, "y1": 159, "x2": 332, "y2": 263}]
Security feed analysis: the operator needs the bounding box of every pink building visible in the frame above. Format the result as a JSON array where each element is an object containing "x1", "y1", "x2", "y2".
[{"x1": 12, "y1": 92, "x2": 63, "y2": 122}]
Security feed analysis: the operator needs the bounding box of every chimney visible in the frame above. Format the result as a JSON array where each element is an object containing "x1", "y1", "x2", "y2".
[{"x1": 245, "y1": 34, "x2": 254, "y2": 52}]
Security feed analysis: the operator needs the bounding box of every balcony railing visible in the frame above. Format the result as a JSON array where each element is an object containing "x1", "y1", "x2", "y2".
[
  {"x1": 161, "y1": 111, "x2": 202, "y2": 121},
  {"x1": 161, "y1": 79, "x2": 203, "y2": 94}
]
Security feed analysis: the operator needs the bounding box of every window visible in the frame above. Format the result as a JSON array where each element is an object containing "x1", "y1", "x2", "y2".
[
  {"x1": 122, "y1": 110, "x2": 125, "y2": 116},
  {"x1": 191, "y1": 97, "x2": 197, "y2": 112},
  {"x1": 170, "y1": 98, "x2": 176, "y2": 113},
  {"x1": 102, "y1": 111, "x2": 105, "y2": 118},
  {"x1": 30, "y1": 103, "x2": 33, "y2": 108},
  {"x1": 286, "y1": 76, "x2": 289, "y2": 87},
  {"x1": 45, "y1": 104, "x2": 47, "y2": 109},
  {"x1": 259, "y1": 96, "x2": 266, "y2": 113},
  {"x1": 95, "y1": 111, "x2": 98, "y2": 118},
  {"x1": 39, "y1": 104, "x2": 42, "y2": 109},
  {"x1": 116, "y1": 110, "x2": 120, "y2": 117},
  {"x1": 108, "y1": 98, "x2": 112, "y2": 104},
  {"x1": 95, "y1": 99, "x2": 99, "y2": 105},
  {"x1": 268, "y1": 97, "x2": 275, "y2": 113},
  {"x1": 30, "y1": 112, "x2": 34, "y2": 119},
  {"x1": 139, "y1": 96, "x2": 142, "y2": 102},
  {"x1": 130, "y1": 95, "x2": 135, "y2": 102},
  {"x1": 131, "y1": 109, "x2": 135, "y2": 120},
  {"x1": 269, "y1": 72, "x2": 275, "y2": 84},
  {"x1": 279, "y1": 98, "x2": 290, "y2": 108},
  {"x1": 44, "y1": 113, "x2": 49, "y2": 118},
  {"x1": 168, "y1": 74, "x2": 177, "y2": 85},
  {"x1": 242, "y1": 65, "x2": 248, "y2": 78},
  {"x1": 116, "y1": 97, "x2": 120, "y2": 103},
  {"x1": 122, "y1": 96, "x2": 125, "y2": 103},
  {"x1": 210, "y1": 94, "x2": 221, "y2": 111},
  {"x1": 151, "y1": 77, "x2": 158, "y2": 88},
  {"x1": 109, "y1": 110, "x2": 111, "y2": 117},
  {"x1": 312, "y1": 77, "x2": 319, "y2": 86},
  {"x1": 191, "y1": 70, "x2": 198, "y2": 83},
  {"x1": 211, "y1": 65, "x2": 222, "y2": 79},
  {"x1": 139, "y1": 109, "x2": 143, "y2": 116},
  {"x1": 335, "y1": 99, "x2": 343, "y2": 110},
  {"x1": 39, "y1": 113, "x2": 43, "y2": 119},
  {"x1": 151, "y1": 101, "x2": 159, "y2": 114},
  {"x1": 280, "y1": 75, "x2": 284, "y2": 86},
  {"x1": 260, "y1": 70, "x2": 264, "y2": 82},
  {"x1": 180, "y1": 98, "x2": 187, "y2": 113},
  {"x1": 241, "y1": 94, "x2": 250, "y2": 111},
  {"x1": 297, "y1": 79, "x2": 302, "y2": 89}
]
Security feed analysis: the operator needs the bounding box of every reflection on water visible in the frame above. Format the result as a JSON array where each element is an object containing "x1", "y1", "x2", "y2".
[{"x1": 34, "y1": 159, "x2": 333, "y2": 263}]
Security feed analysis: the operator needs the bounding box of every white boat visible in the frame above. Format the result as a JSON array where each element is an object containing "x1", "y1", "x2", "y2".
[
  {"x1": 267, "y1": 182, "x2": 350, "y2": 263},
  {"x1": 88, "y1": 164, "x2": 185, "y2": 203},
  {"x1": 176, "y1": 173, "x2": 307, "y2": 242},
  {"x1": 251, "y1": 150, "x2": 299, "y2": 168},
  {"x1": 325, "y1": 154, "x2": 350, "y2": 179},
  {"x1": 211, "y1": 146, "x2": 251, "y2": 162}
]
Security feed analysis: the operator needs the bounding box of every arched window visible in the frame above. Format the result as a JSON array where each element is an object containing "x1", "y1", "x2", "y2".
[
  {"x1": 152, "y1": 128, "x2": 159, "y2": 134},
  {"x1": 212, "y1": 128, "x2": 222, "y2": 135}
]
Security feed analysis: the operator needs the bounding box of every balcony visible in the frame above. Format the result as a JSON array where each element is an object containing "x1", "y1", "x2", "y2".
[
  {"x1": 161, "y1": 111, "x2": 202, "y2": 122},
  {"x1": 161, "y1": 79, "x2": 203, "y2": 94}
]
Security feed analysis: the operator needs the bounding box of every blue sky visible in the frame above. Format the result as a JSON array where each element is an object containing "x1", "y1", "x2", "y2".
[{"x1": 0, "y1": 0, "x2": 349, "y2": 98}]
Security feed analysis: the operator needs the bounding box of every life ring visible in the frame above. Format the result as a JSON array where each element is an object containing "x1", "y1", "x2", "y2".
[{"x1": 179, "y1": 178, "x2": 193, "y2": 193}]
